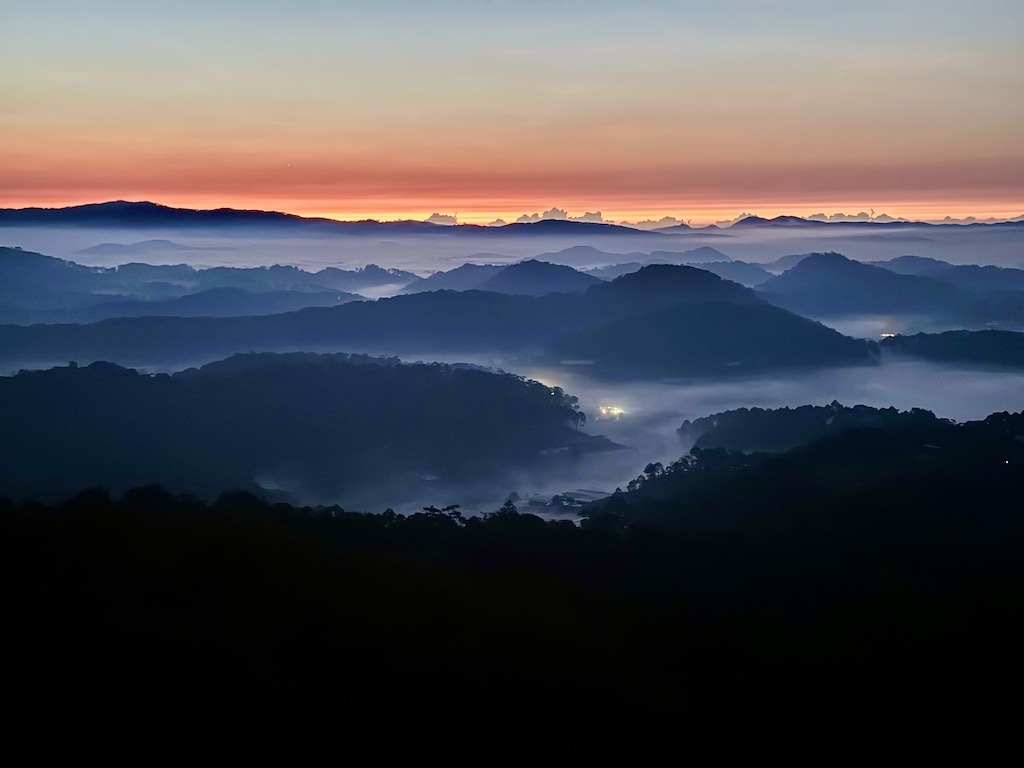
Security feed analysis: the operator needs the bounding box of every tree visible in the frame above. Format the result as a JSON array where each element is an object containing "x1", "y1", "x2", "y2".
[{"x1": 493, "y1": 499, "x2": 519, "y2": 516}]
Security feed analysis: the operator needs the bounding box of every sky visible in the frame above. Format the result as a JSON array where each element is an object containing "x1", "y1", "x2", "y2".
[{"x1": 2, "y1": 0, "x2": 1023, "y2": 225}]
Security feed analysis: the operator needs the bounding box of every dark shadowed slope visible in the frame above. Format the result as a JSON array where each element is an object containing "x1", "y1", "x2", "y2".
[
  {"x1": 679, "y1": 402, "x2": 947, "y2": 453},
  {"x1": 758, "y1": 252, "x2": 967, "y2": 316},
  {"x1": 881, "y1": 330, "x2": 1024, "y2": 368},
  {"x1": 0, "y1": 353, "x2": 608, "y2": 501},
  {"x1": 0, "y1": 246, "x2": 411, "y2": 306},
  {"x1": 0, "y1": 264, "x2": 876, "y2": 376},
  {"x1": 590, "y1": 409, "x2": 1024, "y2": 530},
  {"x1": 551, "y1": 264, "x2": 874, "y2": 376},
  {"x1": 554, "y1": 298, "x2": 873, "y2": 377},
  {"x1": 5, "y1": 433, "x2": 1024, "y2": 761},
  {"x1": 0, "y1": 289, "x2": 593, "y2": 366},
  {"x1": 477, "y1": 260, "x2": 602, "y2": 295},
  {"x1": 12, "y1": 288, "x2": 361, "y2": 324}
]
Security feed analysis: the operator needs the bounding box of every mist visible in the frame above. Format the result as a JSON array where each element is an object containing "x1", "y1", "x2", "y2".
[
  {"x1": 251, "y1": 351, "x2": 1024, "y2": 516},
  {"x1": 5, "y1": 216, "x2": 1024, "y2": 276}
]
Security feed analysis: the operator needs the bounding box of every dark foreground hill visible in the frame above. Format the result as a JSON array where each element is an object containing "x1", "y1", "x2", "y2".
[
  {"x1": 590, "y1": 409, "x2": 1024, "y2": 529},
  {"x1": 0, "y1": 353, "x2": 608, "y2": 502},
  {"x1": 3, "y1": 410, "x2": 1022, "y2": 760},
  {"x1": 0, "y1": 264, "x2": 876, "y2": 377}
]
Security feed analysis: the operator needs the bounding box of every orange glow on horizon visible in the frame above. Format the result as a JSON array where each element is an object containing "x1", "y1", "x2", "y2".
[{"x1": 1, "y1": 193, "x2": 1020, "y2": 228}]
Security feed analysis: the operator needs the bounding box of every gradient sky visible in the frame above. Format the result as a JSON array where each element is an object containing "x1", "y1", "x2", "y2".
[{"x1": 3, "y1": 0, "x2": 1023, "y2": 224}]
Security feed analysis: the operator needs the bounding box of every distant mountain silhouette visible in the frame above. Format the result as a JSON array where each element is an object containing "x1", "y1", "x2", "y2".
[
  {"x1": 675, "y1": 246, "x2": 731, "y2": 263},
  {"x1": 0, "y1": 201, "x2": 657, "y2": 237},
  {"x1": 313, "y1": 264, "x2": 419, "y2": 292},
  {"x1": 587, "y1": 253, "x2": 741, "y2": 282},
  {"x1": 871, "y1": 255, "x2": 1024, "y2": 293},
  {"x1": 586, "y1": 262, "x2": 658, "y2": 280},
  {"x1": 730, "y1": 215, "x2": 814, "y2": 228},
  {"x1": 0, "y1": 246, "x2": 410, "y2": 321},
  {"x1": 76, "y1": 239, "x2": 192, "y2": 256},
  {"x1": 0, "y1": 353, "x2": 609, "y2": 501},
  {"x1": 399, "y1": 263, "x2": 505, "y2": 293},
  {"x1": 689, "y1": 261, "x2": 772, "y2": 287},
  {"x1": 10, "y1": 287, "x2": 362, "y2": 324},
  {"x1": 477, "y1": 260, "x2": 602, "y2": 295},
  {"x1": 481, "y1": 219, "x2": 658, "y2": 237},
  {"x1": 760, "y1": 253, "x2": 815, "y2": 273},
  {"x1": 533, "y1": 245, "x2": 731, "y2": 269},
  {"x1": 533, "y1": 245, "x2": 634, "y2": 267},
  {"x1": 0, "y1": 201, "x2": 439, "y2": 234}
]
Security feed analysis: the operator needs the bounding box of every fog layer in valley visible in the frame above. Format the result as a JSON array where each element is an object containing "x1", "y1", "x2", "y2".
[
  {"x1": 320, "y1": 353, "x2": 1024, "y2": 516},
  {"x1": 4, "y1": 216, "x2": 1023, "y2": 274}
]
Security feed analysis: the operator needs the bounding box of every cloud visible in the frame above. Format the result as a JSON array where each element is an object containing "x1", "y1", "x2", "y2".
[
  {"x1": 573, "y1": 211, "x2": 605, "y2": 223},
  {"x1": 627, "y1": 215, "x2": 689, "y2": 230},
  {"x1": 515, "y1": 207, "x2": 570, "y2": 223},
  {"x1": 488, "y1": 218, "x2": 508, "y2": 227},
  {"x1": 806, "y1": 211, "x2": 906, "y2": 223},
  {"x1": 715, "y1": 212, "x2": 757, "y2": 226},
  {"x1": 425, "y1": 212, "x2": 458, "y2": 225}
]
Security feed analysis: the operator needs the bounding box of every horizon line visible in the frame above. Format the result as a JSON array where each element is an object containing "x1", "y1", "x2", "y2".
[{"x1": 2, "y1": 198, "x2": 1024, "y2": 229}]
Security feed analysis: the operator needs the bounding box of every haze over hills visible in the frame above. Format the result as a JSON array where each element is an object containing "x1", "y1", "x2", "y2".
[
  {"x1": 870, "y1": 255, "x2": 1024, "y2": 293},
  {"x1": 535, "y1": 244, "x2": 732, "y2": 268},
  {"x1": 401, "y1": 259, "x2": 600, "y2": 296},
  {"x1": 757, "y1": 252, "x2": 1024, "y2": 331},
  {"x1": 0, "y1": 201, "x2": 661, "y2": 237},
  {"x1": 6, "y1": 288, "x2": 362, "y2": 325},
  {"x1": 76, "y1": 239, "x2": 194, "y2": 256},
  {"x1": 400, "y1": 263, "x2": 505, "y2": 293},
  {"x1": 7, "y1": 202, "x2": 1024, "y2": 270},
  {"x1": 0, "y1": 245, "x2": 409, "y2": 322},
  {"x1": 0, "y1": 263, "x2": 875, "y2": 376},
  {"x1": 474, "y1": 260, "x2": 602, "y2": 295},
  {"x1": 8, "y1": 1, "x2": 1024, "y2": 759},
  {"x1": 758, "y1": 252, "x2": 966, "y2": 316}
]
